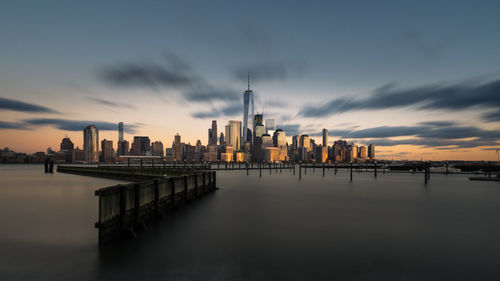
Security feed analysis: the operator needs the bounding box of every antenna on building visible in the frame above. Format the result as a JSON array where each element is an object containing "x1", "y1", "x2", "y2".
[{"x1": 247, "y1": 72, "x2": 250, "y2": 91}]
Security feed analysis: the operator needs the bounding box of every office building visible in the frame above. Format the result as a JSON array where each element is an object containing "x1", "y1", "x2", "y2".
[
  {"x1": 83, "y1": 124, "x2": 99, "y2": 163},
  {"x1": 118, "y1": 122, "x2": 124, "y2": 142},
  {"x1": 368, "y1": 144, "x2": 376, "y2": 159},
  {"x1": 299, "y1": 135, "x2": 311, "y2": 152},
  {"x1": 117, "y1": 140, "x2": 129, "y2": 157},
  {"x1": 152, "y1": 141, "x2": 164, "y2": 157},
  {"x1": 242, "y1": 77, "x2": 255, "y2": 145},
  {"x1": 131, "y1": 136, "x2": 151, "y2": 156},
  {"x1": 101, "y1": 139, "x2": 113, "y2": 163},
  {"x1": 225, "y1": 120, "x2": 242, "y2": 151},
  {"x1": 174, "y1": 134, "x2": 182, "y2": 161},
  {"x1": 359, "y1": 146, "x2": 368, "y2": 159},
  {"x1": 322, "y1": 128, "x2": 328, "y2": 147}
]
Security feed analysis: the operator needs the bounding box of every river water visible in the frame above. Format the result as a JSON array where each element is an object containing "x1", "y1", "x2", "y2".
[{"x1": 1, "y1": 164, "x2": 500, "y2": 280}]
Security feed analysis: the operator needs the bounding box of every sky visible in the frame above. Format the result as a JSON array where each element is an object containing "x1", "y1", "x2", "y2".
[{"x1": 1, "y1": 0, "x2": 500, "y2": 160}]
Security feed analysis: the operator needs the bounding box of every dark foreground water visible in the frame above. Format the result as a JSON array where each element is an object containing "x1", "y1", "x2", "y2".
[{"x1": 1, "y1": 165, "x2": 500, "y2": 281}]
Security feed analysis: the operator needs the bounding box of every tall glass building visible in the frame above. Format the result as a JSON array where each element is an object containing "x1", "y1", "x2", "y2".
[
  {"x1": 225, "y1": 120, "x2": 242, "y2": 150},
  {"x1": 118, "y1": 122, "x2": 124, "y2": 142},
  {"x1": 84, "y1": 124, "x2": 99, "y2": 163},
  {"x1": 242, "y1": 79, "x2": 255, "y2": 144}
]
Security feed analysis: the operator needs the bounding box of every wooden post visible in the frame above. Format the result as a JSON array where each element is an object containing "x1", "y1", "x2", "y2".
[
  {"x1": 246, "y1": 162, "x2": 249, "y2": 175},
  {"x1": 259, "y1": 161, "x2": 262, "y2": 177},
  {"x1": 334, "y1": 162, "x2": 337, "y2": 175},
  {"x1": 427, "y1": 162, "x2": 431, "y2": 181},
  {"x1": 194, "y1": 174, "x2": 199, "y2": 197},
  {"x1": 299, "y1": 162, "x2": 302, "y2": 179},
  {"x1": 374, "y1": 161, "x2": 378, "y2": 178},
  {"x1": 488, "y1": 161, "x2": 492, "y2": 178},
  {"x1": 269, "y1": 162, "x2": 272, "y2": 175},
  {"x1": 350, "y1": 162, "x2": 353, "y2": 181},
  {"x1": 154, "y1": 179, "x2": 160, "y2": 216},
  {"x1": 322, "y1": 163, "x2": 325, "y2": 177},
  {"x1": 293, "y1": 162, "x2": 296, "y2": 175},
  {"x1": 170, "y1": 178, "x2": 175, "y2": 208},
  {"x1": 445, "y1": 162, "x2": 448, "y2": 175},
  {"x1": 305, "y1": 163, "x2": 307, "y2": 174},
  {"x1": 425, "y1": 163, "x2": 428, "y2": 184},
  {"x1": 134, "y1": 183, "x2": 141, "y2": 226},
  {"x1": 202, "y1": 173, "x2": 207, "y2": 194},
  {"x1": 183, "y1": 176, "x2": 188, "y2": 203}
]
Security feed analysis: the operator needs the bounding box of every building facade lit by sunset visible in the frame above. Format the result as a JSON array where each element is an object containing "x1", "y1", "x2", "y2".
[{"x1": 83, "y1": 125, "x2": 99, "y2": 163}]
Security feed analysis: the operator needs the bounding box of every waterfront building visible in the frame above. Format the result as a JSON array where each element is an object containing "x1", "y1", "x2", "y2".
[
  {"x1": 83, "y1": 124, "x2": 99, "y2": 163},
  {"x1": 292, "y1": 135, "x2": 299, "y2": 150},
  {"x1": 322, "y1": 129, "x2": 328, "y2": 147},
  {"x1": 225, "y1": 121, "x2": 242, "y2": 151},
  {"x1": 117, "y1": 140, "x2": 129, "y2": 157},
  {"x1": 60, "y1": 137, "x2": 74, "y2": 151},
  {"x1": 152, "y1": 141, "x2": 164, "y2": 157},
  {"x1": 242, "y1": 78, "x2": 255, "y2": 146},
  {"x1": 261, "y1": 134, "x2": 273, "y2": 149},
  {"x1": 204, "y1": 145, "x2": 218, "y2": 162},
  {"x1": 359, "y1": 146, "x2": 368, "y2": 159},
  {"x1": 299, "y1": 135, "x2": 311, "y2": 152},
  {"x1": 315, "y1": 145, "x2": 328, "y2": 163},
  {"x1": 264, "y1": 147, "x2": 280, "y2": 162},
  {"x1": 368, "y1": 144, "x2": 376, "y2": 159},
  {"x1": 118, "y1": 122, "x2": 124, "y2": 142},
  {"x1": 100, "y1": 139, "x2": 114, "y2": 163},
  {"x1": 173, "y1": 134, "x2": 182, "y2": 161},
  {"x1": 131, "y1": 136, "x2": 151, "y2": 156},
  {"x1": 273, "y1": 129, "x2": 287, "y2": 147},
  {"x1": 220, "y1": 132, "x2": 225, "y2": 146},
  {"x1": 72, "y1": 147, "x2": 85, "y2": 163},
  {"x1": 221, "y1": 146, "x2": 234, "y2": 162}
]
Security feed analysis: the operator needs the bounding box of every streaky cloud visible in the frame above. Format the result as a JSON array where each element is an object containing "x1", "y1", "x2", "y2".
[
  {"x1": 87, "y1": 97, "x2": 136, "y2": 109},
  {"x1": 0, "y1": 97, "x2": 58, "y2": 113},
  {"x1": 299, "y1": 77, "x2": 500, "y2": 118},
  {"x1": 23, "y1": 118, "x2": 140, "y2": 133},
  {"x1": 0, "y1": 121, "x2": 27, "y2": 130}
]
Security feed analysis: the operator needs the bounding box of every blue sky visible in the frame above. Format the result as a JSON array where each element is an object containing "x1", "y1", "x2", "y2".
[{"x1": 1, "y1": 0, "x2": 500, "y2": 159}]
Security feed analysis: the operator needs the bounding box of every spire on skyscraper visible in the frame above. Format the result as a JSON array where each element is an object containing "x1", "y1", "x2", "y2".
[{"x1": 248, "y1": 72, "x2": 250, "y2": 91}]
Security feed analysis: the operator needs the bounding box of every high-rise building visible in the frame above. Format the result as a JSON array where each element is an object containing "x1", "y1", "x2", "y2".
[
  {"x1": 243, "y1": 76, "x2": 255, "y2": 145},
  {"x1": 292, "y1": 135, "x2": 299, "y2": 150},
  {"x1": 359, "y1": 146, "x2": 368, "y2": 159},
  {"x1": 83, "y1": 125, "x2": 99, "y2": 163},
  {"x1": 261, "y1": 134, "x2": 273, "y2": 148},
  {"x1": 131, "y1": 136, "x2": 151, "y2": 156},
  {"x1": 219, "y1": 132, "x2": 225, "y2": 146},
  {"x1": 322, "y1": 128, "x2": 328, "y2": 147},
  {"x1": 368, "y1": 144, "x2": 375, "y2": 159},
  {"x1": 254, "y1": 113, "x2": 263, "y2": 127},
  {"x1": 208, "y1": 120, "x2": 217, "y2": 146},
  {"x1": 117, "y1": 140, "x2": 129, "y2": 157},
  {"x1": 225, "y1": 120, "x2": 242, "y2": 150},
  {"x1": 118, "y1": 122, "x2": 124, "y2": 142},
  {"x1": 101, "y1": 139, "x2": 113, "y2": 163},
  {"x1": 60, "y1": 137, "x2": 74, "y2": 151},
  {"x1": 152, "y1": 141, "x2": 164, "y2": 157},
  {"x1": 299, "y1": 135, "x2": 311, "y2": 152},
  {"x1": 174, "y1": 134, "x2": 182, "y2": 161},
  {"x1": 273, "y1": 129, "x2": 286, "y2": 147}
]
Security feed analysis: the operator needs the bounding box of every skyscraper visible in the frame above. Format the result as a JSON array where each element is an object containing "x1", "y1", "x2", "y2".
[
  {"x1": 322, "y1": 128, "x2": 328, "y2": 147},
  {"x1": 60, "y1": 137, "x2": 74, "y2": 151},
  {"x1": 211, "y1": 120, "x2": 217, "y2": 146},
  {"x1": 242, "y1": 75, "x2": 255, "y2": 145},
  {"x1": 118, "y1": 122, "x2": 124, "y2": 142},
  {"x1": 368, "y1": 144, "x2": 376, "y2": 159},
  {"x1": 299, "y1": 135, "x2": 311, "y2": 152},
  {"x1": 174, "y1": 134, "x2": 182, "y2": 161},
  {"x1": 225, "y1": 120, "x2": 242, "y2": 150},
  {"x1": 101, "y1": 139, "x2": 113, "y2": 163},
  {"x1": 83, "y1": 124, "x2": 99, "y2": 163},
  {"x1": 131, "y1": 136, "x2": 151, "y2": 156},
  {"x1": 152, "y1": 141, "x2": 164, "y2": 157},
  {"x1": 265, "y1": 119, "x2": 275, "y2": 135}
]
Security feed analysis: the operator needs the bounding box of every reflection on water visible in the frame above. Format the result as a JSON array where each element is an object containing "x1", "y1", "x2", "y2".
[{"x1": 1, "y1": 164, "x2": 500, "y2": 280}]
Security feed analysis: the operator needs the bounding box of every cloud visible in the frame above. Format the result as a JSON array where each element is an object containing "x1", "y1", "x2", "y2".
[
  {"x1": 22, "y1": 118, "x2": 140, "y2": 133},
  {"x1": 99, "y1": 55, "x2": 195, "y2": 89},
  {"x1": 99, "y1": 54, "x2": 240, "y2": 104},
  {"x1": 355, "y1": 138, "x2": 499, "y2": 149},
  {"x1": 233, "y1": 61, "x2": 305, "y2": 83},
  {"x1": 0, "y1": 121, "x2": 27, "y2": 130},
  {"x1": 299, "y1": 77, "x2": 500, "y2": 118},
  {"x1": 86, "y1": 97, "x2": 136, "y2": 109},
  {"x1": 192, "y1": 103, "x2": 242, "y2": 119},
  {"x1": 277, "y1": 124, "x2": 300, "y2": 136},
  {"x1": 0, "y1": 97, "x2": 58, "y2": 113},
  {"x1": 418, "y1": 121, "x2": 457, "y2": 127},
  {"x1": 482, "y1": 111, "x2": 500, "y2": 122}
]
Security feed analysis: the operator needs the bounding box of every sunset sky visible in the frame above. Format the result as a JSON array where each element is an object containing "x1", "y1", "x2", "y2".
[{"x1": 1, "y1": 1, "x2": 500, "y2": 160}]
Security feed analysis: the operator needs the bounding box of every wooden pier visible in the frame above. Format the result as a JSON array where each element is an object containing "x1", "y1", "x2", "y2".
[{"x1": 94, "y1": 171, "x2": 216, "y2": 245}]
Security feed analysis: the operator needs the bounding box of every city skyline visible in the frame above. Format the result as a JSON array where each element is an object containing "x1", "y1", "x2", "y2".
[{"x1": 1, "y1": 1, "x2": 500, "y2": 160}]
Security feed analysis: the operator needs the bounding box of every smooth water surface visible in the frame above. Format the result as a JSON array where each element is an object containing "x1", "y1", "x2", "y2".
[{"x1": 1, "y1": 165, "x2": 500, "y2": 280}]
